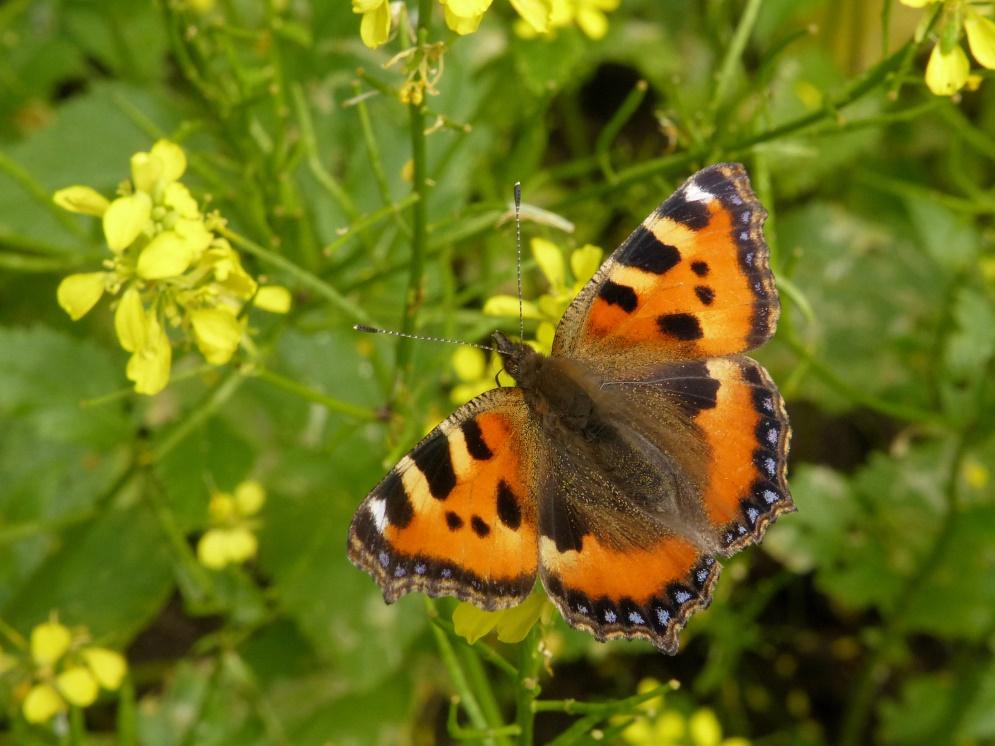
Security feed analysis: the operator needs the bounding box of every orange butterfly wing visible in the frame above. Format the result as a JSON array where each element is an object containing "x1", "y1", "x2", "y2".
[
  {"x1": 554, "y1": 163, "x2": 779, "y2": 372},
  {"x1": 348, "y1": 388, "x2": 540, "y2": 610}
]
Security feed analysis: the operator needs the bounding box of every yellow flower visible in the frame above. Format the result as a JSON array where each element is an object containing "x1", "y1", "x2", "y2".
[
  {"x1": 353, "y1": 0, "x2": 392, "y2": 48},
  {"x1": 18, "y1": 618, "x2": 130, "y2": 724},
  {"x1": 452, "y1": 588, "x2": 549, "y2": 644},
  {"x1": 23, "y1": 683, "x2": 64, "y2": 724},
  {"x1": 926, "y1": 41, "x2": 970, "y2": 95},
  {"x1": 483, "y1": 238, "x2": 602, "y2": 353},
  {"x1": 517, "y1": 0, "x2": 615, "y2": 38},
  {"x1": 30, "y1": 621, "x2": 72, "y2": 666},
  {"x1": 55, "y1": 139, "x2": 292, "y2": 395},
  {"x1": 198, "y1": 480, "x2": 265, "y2": 570},
  {"x1": 908, "y1": 3, "x2": 995, "y2": 95}
]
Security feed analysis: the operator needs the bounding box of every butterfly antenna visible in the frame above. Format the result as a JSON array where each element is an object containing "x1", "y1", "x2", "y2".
[
  {"x1": 514, "y1": 181, "x2": 524, "y2": 343},
  {"x1": 354, "y1": 325, "x2": 496, "y2": 353}
]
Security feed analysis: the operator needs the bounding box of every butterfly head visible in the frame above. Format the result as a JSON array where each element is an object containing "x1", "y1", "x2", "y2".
[{"x1": 493, "y1": 330, "x2": 543, "y2": 387}]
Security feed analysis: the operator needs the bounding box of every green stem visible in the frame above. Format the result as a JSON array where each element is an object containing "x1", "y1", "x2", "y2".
[
  {"x1": 595, "y1": 80, "x2": 648, "y2": 177},
  {"x1": 220, "y1": 227, "x2": 373, "y2": 325},
  {"x1": 394, "y1": 9, "x2": 433, "y2": 392},
  {"x1": 709, "y1": 0, "x2": 764, "y2": 122},
  {"x1": 514, "y1": 626, "x2": 543, "y2": 746},
  {"x1": 427, "y1": 601, "x2": 491, "y2": 738},
  {"x1": 69, "y1": 706, "x2": 86, "y2": 746},
  {"x1": 151, "y1": 369, "x2": 245, "y2": 463},
  {"x1": 252, "y1": 366, "x2": 378, "y2": 421},
  {"x1": 321, "y1": 193, "x2": 420, "y2": 257}
]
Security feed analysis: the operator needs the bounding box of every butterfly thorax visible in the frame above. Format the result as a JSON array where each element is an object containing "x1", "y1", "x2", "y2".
[{"x1": 493, "y1": 331, "x2": 597, "y2": 430}]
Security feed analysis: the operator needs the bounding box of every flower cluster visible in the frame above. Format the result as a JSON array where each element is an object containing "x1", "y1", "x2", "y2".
[
  {"x1": 516, "y1": 0, "x2": 620, "y2": 40},
  {"x1": 3, "y1": 618, "x2": 127, "y2": 724},
  {"x1": 353, "y1": 0, "x2": 556, "y2": 48},
  {"x1": 484, "y1": 237, "x2": 602, "y2": 353},
  {"x1": 902, "y1": 0, "x2": 995, "y2": 96},
  {"x1": 449, "y1": 237, "x2": 601, "y2": 404},
  {"x1": 621, "y1": 679, "x2": 749, "y2": 746},
  {"x1": 197, "y1": 480, "x2": 266, "y2": 570},
  {"x1": 55, "y1": 140, "x2": 291, "y2": 396}
]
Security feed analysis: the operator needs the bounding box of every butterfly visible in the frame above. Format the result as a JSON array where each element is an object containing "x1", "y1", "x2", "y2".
[{"x1": 348, "y1": 163, "x2": 792, "y2": 654}]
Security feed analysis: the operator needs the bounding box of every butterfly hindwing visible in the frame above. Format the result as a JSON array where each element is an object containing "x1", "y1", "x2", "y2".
[
  {"x1": 348, "y1": 387, "x2": 540, "y2": 610},
  {"x1": 554, "y1": 163, "x2": 778, "y2": 373}
]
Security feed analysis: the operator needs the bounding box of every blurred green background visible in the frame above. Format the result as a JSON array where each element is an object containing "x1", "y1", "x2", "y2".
[{"x1": 2, "y1": 0, "x2": 995, "y2": 743}]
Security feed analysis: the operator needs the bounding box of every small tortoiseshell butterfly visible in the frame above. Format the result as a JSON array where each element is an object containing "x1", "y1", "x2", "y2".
[{"x1": 348, "y1": 163, "x2": 793, "y2": 653}]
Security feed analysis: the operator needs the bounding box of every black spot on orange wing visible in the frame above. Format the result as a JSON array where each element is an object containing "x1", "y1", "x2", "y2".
[
  {"x1": 460, "y1": 419, "x2": 493, "y2": 460},
  {"x1": 471, "y1": 516, "x2": 491, "y2": 537},
  {"x1": 617, "y1": 226, "x2": 681, "y2": 274},
  {"x1": 661, "y1": 193, "x2": 710, "y2": 230},
  {"x1": 691, "y1": 261, "x2": 709, "y2": 277},
  {"x1": 695, "y1": 286, "x2": 715, "y2": 305},
  {"x1": 411, "y1": 435, "x2": 456, "y2": 499},
  {"x1": 657, "y1": 313, "x2": 703, "y2": 341},
  {"x1": 445, "y1": 511, "x2": 463, "y2": 530},
  {"x1": 598, "y1": 280, "x2": 638, "y2": 312},
  {"x1": 382, "y1": 471, "x2": 414, "y2": 528},
  {"x1": 496, "y1": 480, "x2": 522, "y2": 529}
]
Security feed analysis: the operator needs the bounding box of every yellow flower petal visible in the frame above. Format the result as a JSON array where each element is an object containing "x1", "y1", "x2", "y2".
[
  {"x1": 965, "y1": 11, "x2": 995, "y2": 70},
  {"x1": 31, "y1": 621, "x2": 72, "y2": 665},
  {"x1": 114, "y1": 287, "x2": 147, "y2": 353},
  {"x1": 234, "y1": 480, "x2": 265, "y2": 515},
  {"x1": 494, "y1": 590, "x2": 548, "y2": 643},
  {"x1": 163, "y1": 182, "x2": 199, "y2": 218},
  {"x1": 452, "y1": 602, "x2": 500, "y2": 644},
  {"x1": 81, "y1": 647, "x2": 127, "y2": 690},
  {"x1": 510, "y1": 0, "x2": 551, "y2": 32},
  {"x1": 445, "y1": 0, "x2": 492, "y2": 15},
  {"x1": 103, "y1": 192, "x2": 152, "y2": 251},
  {"x1": 443, "y1": 5, "x2": 486, "y2": 34},
  {"x1": 253, "y1": 285, "x2": 292, "y2": 313},
  {"x1": 53, "y1": 186, "x2": 110, "y2": 217},
  {"x1": 655, "y1": 711, "x2": 686, "y2": 740},
  {"x1": 190, "y1": 308, "x2": 243, "y2": 365},
  {"x1": 209, "y1": 492, "x2": 236, "y2": 521},
  {"x1": 56, "y1": 666, "x2": 99, "y2": 707},
  {"x1": 688, "y1": 709, "x2": 722, "y2": 746},
  {"x1": 452, "y1": 347, "x2": 486, "y2": 381},
  {"x1": 925, "y1": 42, "x2": 970, "y2": 96},
  {"x1": 535, "y1": 321, "x2": 555, "y2": 352},
  {"x1": 130, "y1": 151, "x2": 163, "y2": 194},
  {"x1": 137, "y1": 231, "x2": 194, "y2": 280},
  {"x1": 57, "y1": 272, "x2": 106, "y2": 321},
  {"x1": 482, "y1": 295, "x2": 542, "y2": 319},
  {"x1": 575, "y1": 7, "x2": 608, "y2": 39},
  {"x1": 125, "y1": 315, "x2": 171, "y2": 395},
  {"x1": 899, "y1": 0, "x2": 940, "y2": 6},
  {"x1": 224, "y1": 526, "x2": 258, "y2": 563},
  {"x1": 359, "y1": 1, "x2": 391, "y2": 48},
  {"x1": 352, "y1": 0, "x2": 383, "y2": 11},
  {"x1": 570, "y1": 244, "x2": 603, "y2": 284},
  {"x1": 531, "y1": 237, "x2": 565, "y2": 290},
  {"x1": 150, "y1": 140, "x2": 187, "y2": 183},
  {"x1": 22, "y1": 684, "x2": 64, "y2": 724},
  {"x1": 174, "y1": 218, "x2": 213, "y2": 256},
  {"x1": 197, "y1": 529, "x2": 230, "y2": 569}
]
